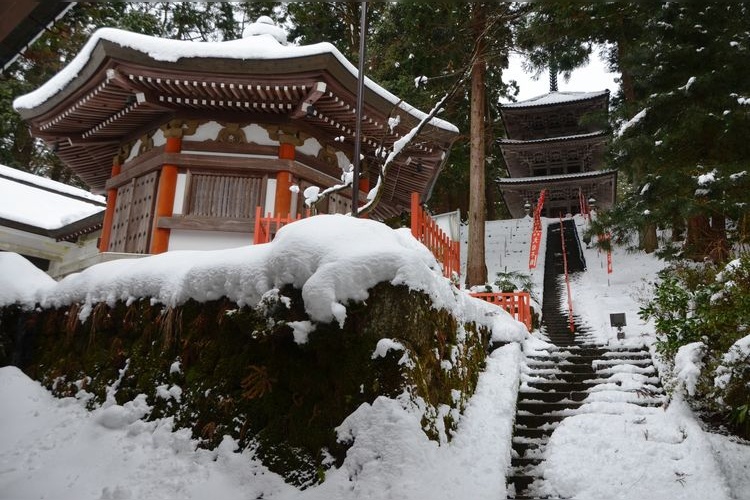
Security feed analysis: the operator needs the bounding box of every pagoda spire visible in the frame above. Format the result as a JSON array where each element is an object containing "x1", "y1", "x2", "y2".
[{"x1": 549, "y1": 56, "x2": 558, "y2": 92}]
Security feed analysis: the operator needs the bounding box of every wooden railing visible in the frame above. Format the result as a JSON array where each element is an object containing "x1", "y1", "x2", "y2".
[
  {"x1": 559, "y1": 216, "x2": 575, "y2": 333},
  {"x1": 253, "y1": 207, "x2": 310, "y2": 244},
  {"x1": 410, "y1": 192, "x2": 461, "y2": 279},
  {"x1": 528, "y1": 189, "x2": 547, "y2": 269},
  {"x1": 470, "y1": 291, "x2": 532, "y2": 331}
]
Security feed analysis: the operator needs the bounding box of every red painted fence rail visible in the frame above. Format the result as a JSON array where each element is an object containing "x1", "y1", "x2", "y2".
[
  {"x1": 410, "y1": 192, "x2": 461, "y2": 279},
  {"x1": 469, "y1": 291, "x2": 532, "y2": 331},
  {"x1": 253, "y1": 207, "x2": 309, "y2": 244}
]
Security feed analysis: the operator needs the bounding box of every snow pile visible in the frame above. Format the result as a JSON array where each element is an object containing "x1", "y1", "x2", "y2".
[
  {"x1": 714, "y1": 334, "x2": 750, "y2": 391},
  {"x1": 0, "y1": 252, "x2": 55, "y2": 305},
  {"x1": 674, "y1": 342, "x2": 705, "y2": 396},
  {"x1": 0, "y1": 345, "x2": 522, "y2": 500},
  {"x1": 540, "y1": 398, "x2": 731, "y2": 500},
  {"x1": 242, "y1": 15, "x2": 288, "y2": 44},
  {"x1": 0, "y1": 215, "x2": 527, "y2": 342}
]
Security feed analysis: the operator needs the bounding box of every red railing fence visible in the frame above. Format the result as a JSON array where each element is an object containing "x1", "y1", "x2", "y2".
[
  {"x1": 410, "y1": 192, "x2": 461, "y2": 279},
  {"x1": 469, "y1": 291, "x2": 532, "y2": 331},
  {"x1": 253, "y1": 207, "x2": 310, "y2": 244},
  {"x1": 559, "y1": 216, "x2": 575, "y2": 333}
]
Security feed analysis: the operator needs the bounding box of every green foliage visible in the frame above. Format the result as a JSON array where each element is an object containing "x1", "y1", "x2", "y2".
[{"x1": 640, "y1": 253, "x2": 750, "y2": 437}]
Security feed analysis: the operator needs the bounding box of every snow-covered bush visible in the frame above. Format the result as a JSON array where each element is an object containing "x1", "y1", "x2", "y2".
[{"x1": 640, "y1": 254, "x2": 750, "y2": 437}]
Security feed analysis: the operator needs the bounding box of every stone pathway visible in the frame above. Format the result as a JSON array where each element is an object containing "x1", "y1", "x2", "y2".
[{"x1": 506, "y1": 220, "x2": 665, "y2": 499}]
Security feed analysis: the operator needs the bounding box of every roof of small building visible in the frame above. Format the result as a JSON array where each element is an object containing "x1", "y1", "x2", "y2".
[
  {"x1": 502, "y1": 90, "x2": 610, "y2": 110},
  {"x1": 14, "y1": 22, "x2": 459, "y2": 218},
  {"x1": 0, "y1": 164, "x2": 104, "y2": 239}
]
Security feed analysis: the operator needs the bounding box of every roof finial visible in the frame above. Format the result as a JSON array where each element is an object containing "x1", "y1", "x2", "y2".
[{"x1": 549, "y1": 56, "x2": 558, "y2": 93}]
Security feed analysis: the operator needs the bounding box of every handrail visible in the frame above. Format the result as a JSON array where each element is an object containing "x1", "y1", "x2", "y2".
[
  {"x1": 528, "y1": 189, "x2": 547, "y2": 269},
  {"x1": 559, "y1": 217, "x2": 575, "y2": 333},
  {"x1": 470, "y1": 291, "x2": 532, "y2": 331},
  {"x1": 253, "y1": 207, "x2": 310, "y2": 244},
  {"x1": 411, "y1": 192, "x2": 461, "y2": 279}
]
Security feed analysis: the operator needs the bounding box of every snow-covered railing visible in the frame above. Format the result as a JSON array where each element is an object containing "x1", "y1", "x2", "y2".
[
  {"x1": 469, "y1": 292, "x2": 532, "y2": 331},
  {"x1": 410, "y1": 192, "x2": 460, "y2": 279},
  {"x1": 253, "y1": 207, "x2": 310, "y2": 244}
]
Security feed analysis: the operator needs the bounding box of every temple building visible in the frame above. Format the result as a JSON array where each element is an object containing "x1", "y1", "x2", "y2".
[
  {"x1": 14, "y1": 18, "x2": 458, "y2": 255},
  {"x1": 496, "y1": 90, "x2": 616, "y2": 218}
]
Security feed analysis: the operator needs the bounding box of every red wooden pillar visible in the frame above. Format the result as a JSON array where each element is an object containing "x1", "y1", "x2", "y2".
[
  {"x1": 150, "y1": 136, "x2": 181, "y2": 254},
  {"x1": 275, "y1": 142, "x2": 295, "y2": 217},
  {"x1": 98, "y1": 158, "x2": 121, "y2": 252}
]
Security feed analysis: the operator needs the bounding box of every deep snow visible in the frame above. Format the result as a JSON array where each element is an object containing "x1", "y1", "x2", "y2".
[{"x1": 1, "y1": 214, "x2": 748, "y2": 500}]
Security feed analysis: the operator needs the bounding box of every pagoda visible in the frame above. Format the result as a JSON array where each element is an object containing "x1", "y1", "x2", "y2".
[
  {"x1": 14, "y1": 18, "x2": 458, "y2": 255},
  {"x1": 496, "y1": 88, "x2": 616, "y2": 218}
]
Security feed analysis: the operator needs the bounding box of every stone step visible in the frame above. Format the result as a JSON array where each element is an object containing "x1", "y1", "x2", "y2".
[
  {"x1": 511, "y1": 457, "x2": 543, "y2": 471},
  {"x1": 518, "y1": 390, "x2": 589, "y2": 403},
  {"x1": 525, "y1": 362, "x2": 594, "y2": 373},
  {"x1": 513, "y1": 427, "x2": 555, "y2": 440},
  {"x1": 515, "y1": 413, "x2": 566, "y2": 428},
  {"x1": 517, "y1": 401, "x2": 584, "y2": 414},
  {"x1": 523, "y1": 381, "x2": 599, "y2": 394},
  {"x1": 507, "y1": 475, "x2": 539, "y2": 496},
  {"x1": 527, "y1": 354, "x2": 651, "y2": 363},
  {"x1": 523, "y1": 371, "x2": 604, "y2": 383}
]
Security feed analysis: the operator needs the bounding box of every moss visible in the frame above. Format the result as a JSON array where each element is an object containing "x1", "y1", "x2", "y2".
[{"x1": 0, "y1": 282, "x2": 492, "y2": 486}]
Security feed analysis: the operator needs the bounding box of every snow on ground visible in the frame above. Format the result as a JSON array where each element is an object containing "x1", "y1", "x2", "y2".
[
  {"x1": 569, "y1": 215, "x2": 667, "y2": 346},
  {"x1": 0, "y1": 345, "x2": 522, "y2": 500},
  {"x1": 540, "y1": 397, "x2": 732, "y2": 500},
  {"x1": 2, "y1": 214, "x2": 749, "y2": 499}
]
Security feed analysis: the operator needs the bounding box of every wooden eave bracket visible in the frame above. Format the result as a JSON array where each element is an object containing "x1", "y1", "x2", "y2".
[{"x1": 290, "y1": 81, "x2": 327, "y2": 119}]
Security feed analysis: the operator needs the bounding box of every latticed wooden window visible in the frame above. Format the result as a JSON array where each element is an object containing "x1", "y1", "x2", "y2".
[{"x1": 185, "y1": 173, "x2": 263, "y2": 219}]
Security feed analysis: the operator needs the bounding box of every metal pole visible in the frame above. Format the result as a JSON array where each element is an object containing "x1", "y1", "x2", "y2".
[{"x1": 352, "y1": 1, "x2": 367, "y2": 217}]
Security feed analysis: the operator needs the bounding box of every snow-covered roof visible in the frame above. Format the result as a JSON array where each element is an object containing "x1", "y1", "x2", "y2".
[
  {"x1": 502, "y1": 90, "x2": 609, "y2": 109},
  {"x1": 496, "y1": 169, "x2": 617, "y2": 185},
  {"x1": 13, "y1": 26, "x2": 457, "y2": 134},
  {"x1": 0, "y1": 164, "x2": 105, "y2": 230},
  {"x1": 498, "y1": 130, "x2": 608, "y2": 146}
]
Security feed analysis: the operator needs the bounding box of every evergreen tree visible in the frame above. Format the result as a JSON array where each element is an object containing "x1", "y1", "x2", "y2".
[{"x1": 610, "y1": 3, "x2": 750, "y2": 260}]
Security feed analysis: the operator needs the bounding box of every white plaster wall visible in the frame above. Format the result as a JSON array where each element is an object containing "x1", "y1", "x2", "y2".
[
  {"x1": 243, "y1": 123, "x2": 278, "y2": 146},
  {"x1": 173, "y1": 173, "x2": 187, "y2": 215},
  {"x1": 190, "y1": 121, "x2": 223, "y2": 142},
  {"x1": 167, "y1": 230, "x2": 252, "y2": 251},
  {"x1": 152, "y1": 128, "x2": 166, "y2": 147},
  {"x1": 297, "y1": 137, "x2": 322, "y2": 157},
  {"x1": 336, "y1": 151, "x2": 352, "y2": 171}
]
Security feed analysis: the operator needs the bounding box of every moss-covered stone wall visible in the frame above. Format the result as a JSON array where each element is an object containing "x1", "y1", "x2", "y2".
[{"x1": 0, "y1": 282, "x2": 490, "y2": 487}]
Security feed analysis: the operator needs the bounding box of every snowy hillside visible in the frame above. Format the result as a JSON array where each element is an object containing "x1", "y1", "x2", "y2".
[{"x1": 1, "y1": 215, "x2": 748, "y2": 499}]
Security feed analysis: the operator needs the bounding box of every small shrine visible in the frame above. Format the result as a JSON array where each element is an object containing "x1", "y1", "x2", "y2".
[
  {"x1": 496, "y1": 89, "x2": 616, "y2": 218},
  {"x1": 14, "y1": 18, "x2": 458, "y2": 254}
]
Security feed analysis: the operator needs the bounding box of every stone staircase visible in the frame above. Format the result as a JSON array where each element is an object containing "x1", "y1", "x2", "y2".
[{"x1": 506, "y1": 220, "x2": 665, "y2": 500}]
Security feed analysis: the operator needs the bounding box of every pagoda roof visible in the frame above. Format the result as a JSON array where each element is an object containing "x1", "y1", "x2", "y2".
[
  {"x1": 502, "y1": 90, "x2": 609, "y2": 110},
  {"x1": 13, "y1": 27, "x2": 458, "y2": 215},
  {"x1": 498, "y1": 130, "x2": 608, "y2": 147},
  {"x1": 496, "y1": 169, "x2": 617, "y2": 185},
  {"x1": 496, "y1": 170, "x2": 617, "y2": 219}
]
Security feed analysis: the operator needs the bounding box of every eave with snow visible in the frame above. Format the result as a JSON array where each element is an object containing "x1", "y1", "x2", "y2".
[
  {"x1": 0, "y1": 164, "x2": 114, "y2": 278},
  {"x1": 14, "y1": 21, "x2": 458, "y2": 255},
  {"x1": 497, "y1": 90, "x2": 615, "y2": 218}
]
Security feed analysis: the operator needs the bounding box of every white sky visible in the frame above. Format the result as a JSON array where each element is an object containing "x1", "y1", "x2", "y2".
[{"x1": 503, "y1": 48, "x2": 620, "y2": 103}]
